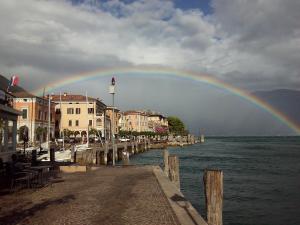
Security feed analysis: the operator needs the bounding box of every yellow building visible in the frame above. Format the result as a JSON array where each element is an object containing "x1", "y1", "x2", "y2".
[
  {"x1": 51, "y1": 93, "x2": 107, "y2": 138},
  {"x1": 120, "y1": 111, "x2": 150, "y2": 132}
]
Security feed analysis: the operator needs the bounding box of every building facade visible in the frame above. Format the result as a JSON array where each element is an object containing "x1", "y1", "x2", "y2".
[
  {"x1": 51, "y1": 93, "x2": 107, "y2": 138},
  {"x1": 0, "y1": 90, "x2": 20, "y2": 162},
  {"x1": 147, "y1": 113, "x2": 169, "y2": 133},
  {"x1": 120, "y1": 111, "x2": 150, "y2": 132},
  {"x1": 106, "y1": 106, "x2": 120, "y2": 137},
  {"x1": 13, "y1": 93, "x2": 56, "y2": 143}
]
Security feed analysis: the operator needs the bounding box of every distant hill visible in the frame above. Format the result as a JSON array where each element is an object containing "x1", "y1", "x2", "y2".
[{"x1": 253, "y1": 89, "x2": 300, "y2": 125}]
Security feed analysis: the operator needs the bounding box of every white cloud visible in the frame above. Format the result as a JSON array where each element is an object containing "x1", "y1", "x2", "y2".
[{"x1": 0, "y1": 0, "x2": 299, "y2": 91}]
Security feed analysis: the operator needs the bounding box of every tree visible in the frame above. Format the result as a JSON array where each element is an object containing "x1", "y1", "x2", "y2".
[
  {"x1": 19, "y1": 125, "x2": 29, "y2": 142},
  {"x1": 74, "y1": 131, "x2": 80, "y2": 137},
  {"x1": 64, "y1": 129, "x2": 74, "y2": 138},
  {"x1": 167, "y1": 116, "x2": 185, "y2": 135},
  {"x1": 89, "y1": 128, "x2": 98, "y2": 137},
  {"x1": 35, "y1": 127, "x2": 44, "y2": 143}
]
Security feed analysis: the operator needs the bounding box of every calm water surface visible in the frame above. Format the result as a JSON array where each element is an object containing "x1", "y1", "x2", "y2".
[{"x1": 129, "y1": 137, "x2": 300, "y2": 225}]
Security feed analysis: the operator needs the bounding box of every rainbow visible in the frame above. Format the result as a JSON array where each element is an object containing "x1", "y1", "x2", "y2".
[{"x1": 32, "y1": 66, "x2": 300, "y2": 134}]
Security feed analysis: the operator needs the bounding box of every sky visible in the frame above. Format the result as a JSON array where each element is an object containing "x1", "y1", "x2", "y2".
[{"x1": 0, "y1": 0, "x2": 299, "y2": 135}]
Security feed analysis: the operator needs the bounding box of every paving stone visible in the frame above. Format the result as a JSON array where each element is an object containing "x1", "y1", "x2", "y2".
[{"x1": 0, "y1": 166, "x2": 180, "y2": 225}]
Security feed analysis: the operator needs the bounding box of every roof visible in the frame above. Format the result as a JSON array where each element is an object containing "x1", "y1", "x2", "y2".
[
  {"x1": 0, "y1": 74, "x2": 40, "y2": 99},
  {"x1": 50, "y1": 94, "x2": 106, "y2": 108},
  {"x1": 123, "y1": 110, "x2": 147, "y2": 116},
  {"x1": 0, "y1": 104, "x2": 22, "y2": 116},
  {"x1": 106, "y1": 106, "x2": 120, "y2": 112},
  {"x1": 148, "y1": 114, "x2": 166, "y2": 119},
  {"x1": 51, "y1": 94, "x2": 97, "y2": 102}
]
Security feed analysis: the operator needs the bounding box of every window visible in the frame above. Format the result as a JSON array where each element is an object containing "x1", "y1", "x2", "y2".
[
  {"x1": 88, "y1": 108, "x2": 94, "y2": 114},
  {"x1": 67, "y1": 108, "x2": 74, "y2": 114},
  {"x1": 69, "y1": 120, "x2": 72, "y2": 126},
  {"x1": 22, "y1": 109, "x2": 28, "y2": 119},
  {"x1": 76, "y1": 108, "x2": 81, "y2": 114},
  {"x1": 76, "y1": 120, "x2": 79, "y2": 126},
  {"x1": 55, "y1": 109, "x2": 61, "y2": 114},
  {"x1": 39, "y1": 110, "x2": 42, "y2": 119},
  {"x1": 89, "y1": 120, "x2": 92, "y2": 126},
  {"x1": 96, "y1": 119, "x2": 102, "y2": 126},
  {"x1": 44, "y1": 112, "x2": 47, "y2": 121}
]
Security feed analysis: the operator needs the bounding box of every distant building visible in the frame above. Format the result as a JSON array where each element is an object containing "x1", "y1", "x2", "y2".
[
  {"x1": 120, "y1": 111, "x2": 150, "y2": 132},
  {"x1": 106, "y1": 106, "x2": 121, "y2": 137},
  {"x1": 51, "y1": 93, "x2": 107, "y2": 138},
  {"x1": 147, "y1": 112, "x2": 169, "y2": 133}
]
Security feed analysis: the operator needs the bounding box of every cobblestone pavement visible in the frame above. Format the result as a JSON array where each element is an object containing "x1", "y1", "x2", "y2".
[{"x1": 0, "y1": 166, "x2": 180, "y2": 225}]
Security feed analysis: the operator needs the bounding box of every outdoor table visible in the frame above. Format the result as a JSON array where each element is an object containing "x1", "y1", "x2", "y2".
[{"x1": 30, "y1": 165, "x2": 53, "y2": 185}]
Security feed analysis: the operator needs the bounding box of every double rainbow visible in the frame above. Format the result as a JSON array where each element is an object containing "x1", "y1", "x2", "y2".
[{"x1": 32, "y1": 67, "x2": 300, "y2": 134}]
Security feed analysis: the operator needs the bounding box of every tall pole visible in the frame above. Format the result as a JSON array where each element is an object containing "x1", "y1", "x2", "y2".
[
  {"x1": 112, "y1": 93, "x2": 115, "y2": 165},
  {"x1": 48, "y1": 94, "x2": 51, "y2": 149},
  {"x1": 109, "y1": 77, "x2": 116, "y2": 166},
  {"x1": 86, "y1": 92, "x2": 89, "y2": 147},
  {"x1": 60, "y1": 92, "x2": 65, "y2": 150}
]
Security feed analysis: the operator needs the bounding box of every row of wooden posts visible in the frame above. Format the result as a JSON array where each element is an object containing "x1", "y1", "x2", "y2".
[
  {"x1": 163, "y1": 149, "x2": 223, "y2": 225},
  {"x1": 71, "y1": 141, "x2": 168, "y2": 166}
]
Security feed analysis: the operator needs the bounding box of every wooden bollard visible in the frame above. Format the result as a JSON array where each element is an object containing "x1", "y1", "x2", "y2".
[
  {"x1": 204, "y1": 169, "x2": 223, "y2": 225},
  {"x1": 168, "y1": 155, "x2": 180, "y2": 189},
  {"x1": 163, "y1": 149, "x2": 169, "y2": 175},
  {"x1": 74, "y1": 151, "x2": 77, "y2": 163},
  {"x1": 50, "y1": 147, "x2": 55, "y2": 163},
  {"x1": 122, "y1": 150, "x2": 130, "y2": 165},
  {"x1": 31, "y1": 149, "x2": 37, "y2": 166}
]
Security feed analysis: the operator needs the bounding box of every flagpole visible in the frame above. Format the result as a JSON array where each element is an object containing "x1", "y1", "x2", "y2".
[{"x1": 60, "y1": 92, "x2": 65, "y2": 151}]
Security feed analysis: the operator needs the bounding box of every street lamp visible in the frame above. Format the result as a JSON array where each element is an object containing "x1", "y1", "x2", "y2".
[{"x1": 109, "y1": 77, "x2": 116, "y2": 165}]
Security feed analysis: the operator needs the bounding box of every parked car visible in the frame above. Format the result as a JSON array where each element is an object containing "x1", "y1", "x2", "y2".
[{"x1": 119, "y1": 138, "x2": 130, "y2": 142}]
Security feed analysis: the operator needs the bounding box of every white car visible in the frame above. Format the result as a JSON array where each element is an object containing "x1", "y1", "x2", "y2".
[{"x1": 119, "y1": 138, "x2": 130, "y2": 142}]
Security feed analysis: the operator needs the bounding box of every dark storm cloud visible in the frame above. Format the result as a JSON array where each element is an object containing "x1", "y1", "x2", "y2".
[{"x1": 0, "y1": 0, "x2": 299, "y2": 134}]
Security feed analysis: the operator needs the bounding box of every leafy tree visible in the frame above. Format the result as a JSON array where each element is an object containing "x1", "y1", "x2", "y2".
[
  {"x1": 35, "y1": 127, "x2": 45, "y2": 143},
  {"x1": 74, "y1": 130, "x2": 80, "y2": 137},
  {"x1": 19, "y1": 125, "x2": 29, "y2": 142},
  {"x1": 167, "y1": 116, "x2": 185, "y2": 135},
  {"x1": 64, "y1": 129, "x2": 74, "y2": 137},
  {"x1": 89, "y1": 128, "x2": 99, "y2": 136}
]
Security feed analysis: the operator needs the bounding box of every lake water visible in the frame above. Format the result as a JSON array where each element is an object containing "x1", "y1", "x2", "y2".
[{"x1": 129, "y1": 137, "x2": 300, "y2": 225}]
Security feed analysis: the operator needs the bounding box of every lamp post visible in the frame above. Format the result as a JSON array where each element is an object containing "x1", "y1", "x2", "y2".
[{"x1": 109, "y1": 77, "x2": 116, "y2": 166}]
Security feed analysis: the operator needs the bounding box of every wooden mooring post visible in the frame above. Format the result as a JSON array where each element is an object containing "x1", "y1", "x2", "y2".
[
  {"x1": 122, "y1": 150, "x2": 130, "y2": 165},
  {"x1": 163, "y1": 149, "x2": 169, "y2": 175},
  {"x1": 203, "y1": 169, "x2": 223, "y2": 225},
  {"x1": 168, "y1": 155, "x2": 180, "y2": 189},
  {"x1": 50, "y1": 147, "x2": 55, "y2": 164}
]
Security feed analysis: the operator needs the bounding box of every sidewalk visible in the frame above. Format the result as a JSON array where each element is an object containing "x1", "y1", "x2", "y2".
[{"x1": 0, "y1": 166, "x2": 180, "y2": 225}]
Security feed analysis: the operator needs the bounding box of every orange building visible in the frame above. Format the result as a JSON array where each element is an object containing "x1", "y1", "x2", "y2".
[{"x1": 13, "y1": 92, "x2": 55, "y2": 143}]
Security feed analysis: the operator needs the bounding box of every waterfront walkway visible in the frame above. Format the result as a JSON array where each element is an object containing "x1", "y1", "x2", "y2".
[{"x1": 0, "y1": 166, "x2": 181, "y2": 225}]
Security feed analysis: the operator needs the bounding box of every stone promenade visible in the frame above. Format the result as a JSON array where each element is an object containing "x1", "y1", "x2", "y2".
[{"x1": 0, "y1": 166, "x2": 180, "y2": 225}]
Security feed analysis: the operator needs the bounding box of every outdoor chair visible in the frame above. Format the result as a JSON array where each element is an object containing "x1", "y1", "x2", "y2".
[{"x1": 10, "y1": 171, "x2": 31, "y2": 190}]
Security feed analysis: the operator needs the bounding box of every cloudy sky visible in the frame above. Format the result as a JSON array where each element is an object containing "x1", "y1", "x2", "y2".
[{"x1": 1, "y1": 0, "x2": 299, "y2": 135}]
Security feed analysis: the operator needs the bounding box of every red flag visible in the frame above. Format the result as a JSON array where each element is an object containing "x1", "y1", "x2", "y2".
[{"x1": 10, "y1": 75, "x2": 19, "y2": 87}]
